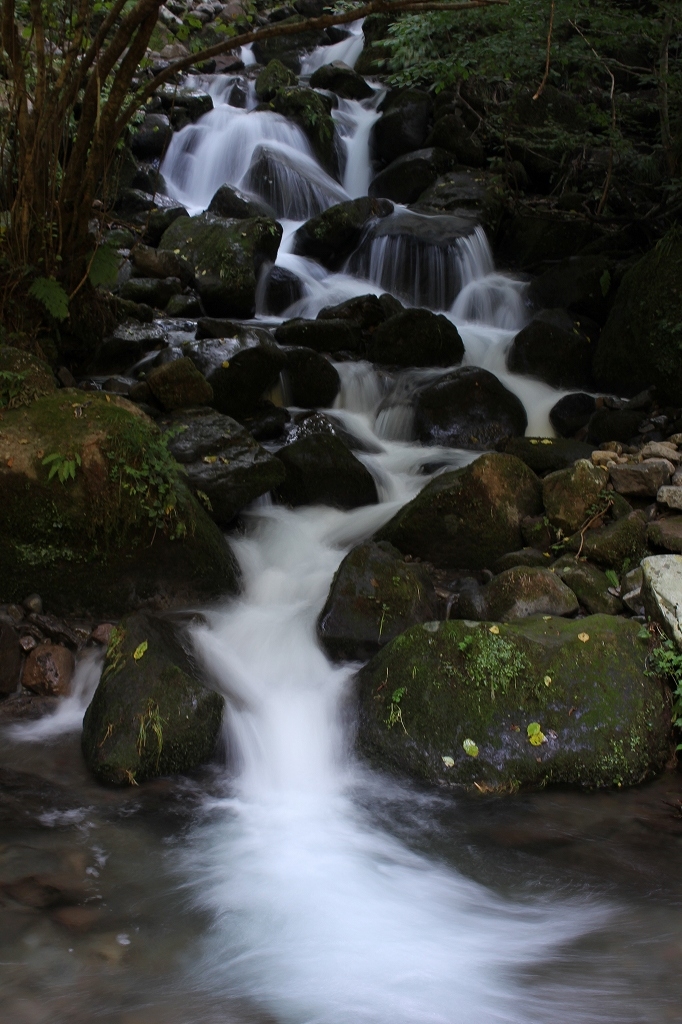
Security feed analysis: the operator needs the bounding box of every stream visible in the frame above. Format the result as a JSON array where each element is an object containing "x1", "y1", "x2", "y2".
[{"x1": 2, "y1": 26, "x2": 682, "y2": 1024}]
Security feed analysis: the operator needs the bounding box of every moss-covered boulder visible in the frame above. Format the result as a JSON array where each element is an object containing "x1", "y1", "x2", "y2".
[
  {"x1": 255, "y1": 59, "x2": 296, "y2": 102},
  {"x1": 458, "y1": 566, "x2": 579, "y2": 621},
  {"x1": 146, "y1": 357, "x2": 213, "y2": 411},
  {"x1": 357, "y1": 616, "x2": 671, "y2": 790},
  {"x1": 271, "y1": 87, "x2": 338, "y2": 176},
  {"x1": 293, "y1": 197, "x2": 393, "y2": 271},
  {"x1": 317, "y1": 541, "x2": 438, "y2": 661},
  {"x1": 565, "y1": 511, "x2": 648, "y2": 572},
  {"x1": 0, "y1": 347, "x2": 56, "y2": 409},
  {"x1": 0, "y1": 392, "x2": 240, "y2": 616},
  {"x1": 158, "y1": 213, "x2": 282, "y2": 318},
  {"x1": 593, "y1": 232, "x2": 682, "y2": 403},
  {"x1": 551, "y1": 555, "x2": 623, "y2": 614},
  {"x1": 501, "y1": 436, "x2": 594, "y2": 475},
  {"x1": 542, "y1": 459, "x2": 608, "y2": 534},
  {"x1": 375, "y1": 453, "x2": 542, "y2": 571},
  {"x1": 82, "y1": 612, "x2": 223, "y2": 785}
]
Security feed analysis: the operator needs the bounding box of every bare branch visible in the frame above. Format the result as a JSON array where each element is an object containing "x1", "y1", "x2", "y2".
[{"x1": 532, "y1": 0, "x2": 554, "y2": 101}]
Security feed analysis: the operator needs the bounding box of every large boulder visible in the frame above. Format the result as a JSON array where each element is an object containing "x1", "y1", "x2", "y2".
[
  {"x1": 372, "y1": 90, "x2": 433, "y2": 164},
  {"x1": 369, "y1": 148, "x2": 455, "y2": 205},
  {"x1": 293, "y1": 197, "x2": 393, "y2": 271},
  {"x1": 506, "y1": 310, "x2": 596, "y2": 389},
  {"x1": 412, "y1": 170, "x2": 506, "y2": 237},
  {"x1": 158, "y1": 213, "x2": 282, "y2": 318},
  {"x1": 564, "y1": 511, "x2": 648, "y2": 572},
  {"x1": 82, "y1": 612, "x2": 224, "y2": 785},
  {"x1": 375, "y1": 452, "x2": 542, "y2": 570},
  {"x1": 207, "y1": 184, "x2": 274, "y2": 220},
  {"x1": 161, "y1": 409, "x2": 285, "y2": 526},
  {"x1": 281, "y1": 347, "x2": 340, "y2": 408},
  {"x1": 542, "y1": 459, "x2": 608, "y2": 534},
  {"x1": 309, "y1": 61, "x2": 373, "y2": 100},
  {"x1": 276, "y1": 434, "x2": 378, "y2": 509},
  {"x1": 261, "y1": 266, "x2": 303, "y2": 314},
  {"x1": 255, "y1": 58, "x2": 296, "y2": 101},
  {"x1": 414, "y1": 366, "x2": 527, "y2": 449},
  {"x1": 593, "y1": 233, "x2": 682, "y2": 403},
  {"x1": 368, "y1": 308, "x2": 464, "y2": 368},
  {"x1": 243, "y1": 145, "x2": 347, "y2": 220},
  {"x1": 271, "y1": 87, "x2": 338, "y2": 175},
  {"x1": 549, "y1": 393, "x2": 597, "y2": 438},
  {"x1": 642, "y1": 554, "x2": 682, "y2": 647},
  {"x1": 317, "y1": 541, "x2": 438, "y2": 660},
  {"x1": 130, "y1": 113, "x2": 173, "y2": 159},
  {"x1": 357, "y1": 616, "x2": 671, "y2": 790},
  {"x1": 457, "y1": 566, "x2": 579, "y2": 621},
  {"x1": 251, "y1": 15, "x2": 328, "y2": 72},
  {"x1": 0, "y1": 392, "x2": 240, "y2": 616},
  {"x1": 275, "y1": 317, "x2": 363, "y2": 354}
]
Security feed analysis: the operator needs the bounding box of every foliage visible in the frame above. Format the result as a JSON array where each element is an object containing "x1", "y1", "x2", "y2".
[
  {"x1": 28, "y1": 278, "x2": 70, "y2": 322},
  {"x1": 459, "y1": 629, "x2": 532, "y2": 702},
  {"x1": 0, "y1": 369, "x2": 27, "y2": 409},
  {"x1": 647, "y1": 636, "x2": 682, "y2": 746},
  {"x1": 42, "y1": 450, "x2": 82, "y2": 483},
  {"x1": 105, "y1": 425, "x2": 188, "y2": 540}
]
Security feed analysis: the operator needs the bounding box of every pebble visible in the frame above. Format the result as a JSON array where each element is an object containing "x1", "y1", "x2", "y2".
[
  {"x1": 22, "y1": 594, "x2": 43, "y2": 615},
  {"x1": 657, "y1": 485, "x2": 682, "y2": 511},
  {"x1": 22, "y1": 643, "x2": 75, "y2": 696}
]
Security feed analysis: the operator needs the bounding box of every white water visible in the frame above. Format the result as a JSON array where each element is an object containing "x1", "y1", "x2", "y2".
[{"x1": 9, "y1": 648, "x2": 103, "y2": 741}]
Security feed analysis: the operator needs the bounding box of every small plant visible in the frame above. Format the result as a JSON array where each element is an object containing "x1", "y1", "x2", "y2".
[
  {"x1": 647, "y1": 637, "x2": 682, "y2": 747},
  {"x1": 605, "y1": 569, "x2": 620, "y2": 589},
  {"x1": 386, "y1": 686, "x2": 408, "y2": 733},
  {"x1": 42, "y1": 451, "x2": 81, "y2": 483},
  {"x1": 0, "y1": 369, "x2": 27, "y2": 409},
  {"x1": 137, "y1": 700, "x2": 166, "y2": 768}
]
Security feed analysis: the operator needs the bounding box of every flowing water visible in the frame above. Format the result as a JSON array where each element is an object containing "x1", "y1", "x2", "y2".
[{"x1": 3, "y1": 31, "x2": 682, "y2": 1024}]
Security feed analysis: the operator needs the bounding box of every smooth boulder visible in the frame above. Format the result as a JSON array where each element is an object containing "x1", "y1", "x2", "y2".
[
  {"x1": 276, "y1": 434, "x2": 378, "y2": 509},
  {"x1": 368, "y1": 308, "x2": 464, "y2": 368},
  {"x1": 415, "y1": 366, "x2": 527, "y2": 449}
]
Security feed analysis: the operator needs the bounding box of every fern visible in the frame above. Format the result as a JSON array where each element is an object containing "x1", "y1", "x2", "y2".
[
  {"x1": 88, "y1": 244, "x2": 122, "y2": 288},
  {"x1": 28, "y1": 277, "x2": 70, "y2": 321}
]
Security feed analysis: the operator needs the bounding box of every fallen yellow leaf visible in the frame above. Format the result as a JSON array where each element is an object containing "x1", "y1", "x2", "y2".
[
  {"x1": 489, "y1": 625, "x2": 500, "y2": 634},
  {"x1": 578, "y1": 632, "x2": 590, "y2": 643}
]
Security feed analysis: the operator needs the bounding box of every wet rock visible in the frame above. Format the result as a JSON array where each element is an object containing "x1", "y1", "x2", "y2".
[
  {"x1": 158, "y1": 212, "x2": 282, "y2": 318},
  {"x1": 506, "y1": 310, "x2": 596, "y2": 389},
  {"x1": 262, "y1": 265, "x2": 303, "y2": 314},
  {"x1": 251, "y1": 15, "x2": 328, "y2": 72},
  {"x1": 275, "y1": 317, "x2": 363, "y2": 353},
  {"x1": 375, "y1": 452, "x2": 542, "y2": 571},
  {"x1": 549, "y1": 393, "x2": 597, "y2": 438},
  {"x1": 369, "y1": 148, "x2": 455, "y2": 205},
  {"x1": 0, "y1": 347, "x2": 56, "y2": 407},
  {"x1": 243, "y1": 145, "x2": 347, "y2": 220},
  {"x1": 317, "y1": 293, "x2": 387, "y2": 330},
  {"x1": 593, "y1": 233, "x2": 682, "y2": 403},
  {"x1": 162, "y1": 408, "x2": 285, "y2": 526},
  {"x1": 271, "y1": 86, "x2": 338, "y2": 175},
  {"x1": 185, "y1": 330, "x2": 286, "y2": 421},
  {"x1": 368, "y1": 308, "x2": 463, "y2": 369},
  {"x1": 317, "y1": 540, "x2": 438, "y2": 660},
  {"x1": 565, "y1": 511, "x2": 648, "y2": 572},
  {"x1": 424, "y1": 114, "x2": 486, "y2": 167},
  {"x1": 610, "y1": 459, "x2": 673, "y2": 497},
  {"x1": 22, "y1": 643, "x2": 75, "y2": 696},
  {"x1": 130, "y1": 113, "x2": 173, "y2": 159},
  {"x1": 357, "y1": 616, "x2": 671, "y2": 790},
  {"x1": 82, "y1": 612, "x2": 224, "y2": 785},
  {"x1": 165, "y1": 293, "x2": 203, "y2": 318},
  {"x1": 281, "y1": 347, "x2": 340, "y2": 408},
  {"x1": 145, "y1": 357, "x2": 213, "y2": 412},
  {"x1": 255, "y1": 58, "x2": 297, "y2": 101},
  {"x1": 542, "y1": 460, "x2": 608, "y2": 534},
  {"x1": 119, "y1": 276, "x2": 182, "y2": 310},
  {"x1": 242, "y1": 403, "x2": 289, "y2": 442},
  {"x1": 586, "y1": 408, "x2": 644, "y2": 445},
  {"x1": 497, "y1": 213, "x2": 599, "y2": 272},
  {"x1": 207, "y1": 184, "x2": 274, "y2": 220},
  {"x1": 26, "y1": 613, "x2": 81, "y2": 649},
  {"x1": 0, "y1": 874, "x2": 77, "y2": 909},
  {"x1": 0, "y1": 391, "x2": 240, "y2": 616},
  {"x1": 521, "y1": 515, "x2": 559, "y2": 552},
  {"x1": 412, "y1": 170, "x2": 506, "y2": 236},
  {"x1": 551, "y1": 556, "x2": 623, "y2": 615},
  {"x1": 458, "y1": 566, "x2": 578, "y2": 621},
  {"x1": 130, "y1": 244, "x2": 194, "y2": 286},
  {"x1": 90, "y1": 623, "x2": 115, "y2": 646},
  {"x1": 157, "y1": 82, "x2": 213, "y2": 122},
  {"x1": 501, "y1": 437, "x2": 594, "y2": 475},
  {"x1": 93, "y1": 320, "x2": 166, "y2": 373},
  {"x1": 647, "y1": 517, "x2": 682, "y2": 554},
  {"x1": 415, "y1": 366, "x2": 527, "y2": 450},
  {"x1": 0, "y1": 622, "x2": 22, "y2": 696},
  {"x1": 492, "y1": 548, "x2": 550, "y2": 574},
  {"x1": 113, "y1": 189, "x2": 188, "y2": 245},
  {"x1": 641, "y1": 554, "x2": 682, "y2": 647},
  {"x1": 276, "y1": 434, "x2": 378, "y2": 509},
  {"x1": 293, "y1": 197, "x2": 393, "y2": 271},
  {"x1": 372, "y1": 90, "x2": 433, "y2": 164},
  {"x1": 309, "y1": 60, "x2": 373, "y2": 100}
]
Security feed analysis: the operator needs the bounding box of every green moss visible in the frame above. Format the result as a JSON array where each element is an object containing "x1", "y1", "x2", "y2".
[{"x1": 0, "y1": 346, "x2": 56, "y2": 408}]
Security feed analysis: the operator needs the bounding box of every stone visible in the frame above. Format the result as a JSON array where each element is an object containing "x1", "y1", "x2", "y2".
[
  {"x1": 162, "y1": 409, "x2": 285, "y2": 526},
  {"x1": 586, "y1": 408, "x2": 644, "y2": 445},
  {"x1": 243, "y1": 145, "x2": 347, "y2": 220},
  {"x1": 542, "y1": 460, "x2": 608, "y2": 534},
  {"x1": 657, "y1": 486, "x2": 682, "y2": 511},
  {"x1": 372, "y1": 90, "x2": 433, "y2": 164},
  {"x1": 375, "y1": 452, "x2": 542, "y2": 571},
  {"x1": 549, "y1": 393, "x2": 597, "y2": 438},
  {"x1": 119, "y1": 276, "x2": 182, "y2": 309},
  {"x1": 22, "y1": 643, "x2": 74, "y2": 696},
  {"x1": 648, "y1": 517, "x2": 682, "y2": 554},
  {"x1": 309, "y1": 61, "x2": 373, "y2": 100},
  {"x1": 293, "y1": 197, "x2": 393, "y2": 271},
  {"x1": 412, "y1": 170, "x2": 506, "y2": 237},
  {"x1": 566, "y1": 511, "x2": 648, "y2": 572},
  {"x1": 368, "y1": 308, "x2": 464, "y2": 368},
  {"x1": 158, "y1": 82, "x2": 213, "y2": 122},
  {"x1": 275, "y1": 434, "x2": 378, "y2": 509},
  {"x1": 271, "y1": 87, "x2": 338, "y2": 175},
  {"x1": 458, "y1": 566, "x2": 579, "y2": 621},
  {"x1": 641, "y1": 554, "x2": 682, "y2": 648},
  {"x1": 0, "y1": 391, "x2": 240, "y2": 616},
  {"x1": 131, "y1": 244, "x2": 194, "y2": 285},
  {"x1": 317, "y1": 541, "x2": 438, "y2": 660},
  {"x1": 255, "y1": 59, "x2": 297, "y2": 101},
  {"x1": 369, "y1": 148, "x2": 455, "y2": 205},
  {"x1": 281, "y1": 347, "x2": 340, "y2": 408},
  {"x1": 113, "y1": 190, "x2": 189, "y2": 246},
  {"x1": 186, "y1": 332, "x2": 287, "y2": 421},
  {"x1": 641, "y1": 441, "x2": 681, "y2": 463},
  {"x1": 158, "y1": 213, "x2": 282, "y2": 318},
  {"x1": 551, "y1": 555, "x2": 623, "y2": 615},
  {"x1": 317, "y1": 293, "x2": 387, "y2": 330},
  {"x1": 130, "y1": 113, "x2": 173, "y2": 159},
  {"x1": 90, "y1": 623, "x2": 115, "y2": 646},
  {"x1": 492, "y1": 548, "x2": 550, "y2": 574},
  {"x1": 93, "y1": 320, "x2": 166, "y2": 373},
  {"x1": 610, "y1": 459, "x2": 674, "y2": 497},
  {"x1": 424, "y1": 114, "x2": 486, "y2": 167},
  {"x1": 145, "y1": 357, "x2": 213, "y2": 411},
  {"x1": 506, "y1": 310, "x2": 595, "y2": 389},
  {"x1": 251, "y1": 15, "x2": 328, "y2": 72},
  {"x1": 357, "y1": 615, "x2": 671, "y2": 790},
  {"x1": 415, "y1": 366, "x2": 527, "y2": 450},
  {"x1": 165, "y1": 293, "x2": 202, "y2": 318},
  {"x1": 528, "y1": 255, "x2": 616, "y2": 324},
  {"x1": 207, "y1": 184, "x2": 274, "y2": 220},
  {"x1": 22, "y1": 593, "x2": 43, "y2": 615},
  {"x1": 275, "y1": 317, "x2": 363, "y2": 353},
  {"x1": 261, "y1": 266, "x2": 303, "y2": 314},
  {"x1": 0, "y1": 622, "x2": 22, "y2": 696},
  {"x1": 501, "y1": 437, "x2": 594, "y2": 475},
  {"x1": 82, "y1": 612, "x2": 224, "y2": 785}
]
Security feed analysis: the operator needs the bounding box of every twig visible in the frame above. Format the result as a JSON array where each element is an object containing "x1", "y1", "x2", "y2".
[{"x1": 533, "y1": 0, "x2": 555, "y2": 101}]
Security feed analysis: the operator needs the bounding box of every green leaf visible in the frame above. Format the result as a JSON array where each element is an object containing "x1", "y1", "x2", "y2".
[
  {"x1": 527, "y1": 722, "x2": 541, "y2": 737},
  {"x1": 600, "y1": 269, "x2": 611, "y2": 297},
  {"x1": 133, "y1": 640, "x2": 148, "y2": 661},
  {"x1": 42, "y1": 452, "x2": 61, "y2": 464},
  {"x1": 463, "y1": 738, "x2": 479, "y2": 757},
  {"x1": 605, "y1": 569, "x2": 620, "y2": 588},
  {"x1": 88, "y1": 244, "x2": 121, "y2": 288},
  {"x1": 28, "y1": 277, "x2": 69, "y2": 321}
]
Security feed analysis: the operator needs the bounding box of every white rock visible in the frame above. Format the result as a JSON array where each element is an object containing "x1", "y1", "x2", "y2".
[
  {"x1": 657, "y1": 485, "x2": 682, "y2": 511},
  {"x1": 609, "y1": 458, "x2": 673, "y2": 497},
  {"x1": 640, "y1": 441, "x2": 681, "y2": 463},
  {"x1": 641, "y1": 554, "x2": 682, "y2": 648}
]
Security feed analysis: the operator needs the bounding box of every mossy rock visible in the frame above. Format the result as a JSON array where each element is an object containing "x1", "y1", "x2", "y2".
[
  {"x1": 158, "y1": 213, "x2": 282, "y2": 318},
  {"x1": 146, "y1": 357, "x2": 213, "y2": 411},
  {"x1": 317, "y1": 540, "x2": 438, "y2": 661},
  {"x1": 82, "y1": 612, "x2": 223, "y2": 785},
  {"x1": 593, "y1": 231, "x2": 682, "y2": 403},
  {"x1": 0, "y1": 392, "x2": 240, "y2": 616},
  {"x1": 375, "y1": 453, "x2": 542, "y2": 571},
  {"x1": 255, "y1": 59, "x2": 296, "y2": 102},
  {"x1": 502, "y1": 436, "x2": 594, "y2": 476},
  {"x1": 551, "y1": 555, "x2": 623, "y2": 615},
  {"x1": 293, "y1": 198, "x2": 393, "y2": 271},
  {"x1": 0, "y1": 346, "x2": 56, "y2": 409},
  {"x1": 542, "y1": 459, "x2": 608, "y2": 534},
  {"x1": 271, "y1": 87, "x2": 338, "y2": 176},
  {"x1": 460, "y1": 565, "x2": 579, "y2": 621},
  {"x1": 565, "y1": 511, "x2": 648, "y2": 573},
  {"x1": 357, "y1": 616, "x2": 671, "y2": 791}
]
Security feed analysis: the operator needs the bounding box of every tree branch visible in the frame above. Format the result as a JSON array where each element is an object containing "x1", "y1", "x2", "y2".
[{"x1": 532, "y1": 0, "x2": 554, "y2": 101}]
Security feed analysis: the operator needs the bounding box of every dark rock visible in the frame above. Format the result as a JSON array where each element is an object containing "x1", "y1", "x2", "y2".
[
  {"x1": 82, "y1": 612, "x2": 224, "y2": 785},
  {"x1": 647, "y1": 517, "x2": 682, "y2": 554},
  {"x1": 255, "y1": 60, "x2": 297, "y2": 101},
  {"x1": 373, "y1": 90, "x2": 433, "y2": 164},
  {"x1": 251, "y1": 15, "x2": 328, "y2": 72},
  {"x1": 492, "y1": 548, "x2": 551, "y2": 574},
  {"x1": 271, "y1": 86, "x2": 338, "y2": 175},
  {"x1": 501, "y1": 436, "x2": 595, "y2": 475},
  {"x1": 565, "y1": 511, "x2": 648, "y2": 573},
  {"x1": 162, "y1": 409, "x2": 285, "y2": 525},
  {"x1": 130, "y1": 164, "x2": 167, "y2": 195},
  {"x1": 309, "y1": 61, "x2": 373, "y2": 100},
  {"x1": 368, "y1": 308, "x2": 464, "y2": 368},
  {"x1": 497, "y1": 214, "x2": 600, "y2": 272},
  {"x1": 506, "y1": 309, "x2": 596, "y2": 389},
  {"x1": 165, "y1": 293, "x2": 203, "y2": 317},
  {"x1": 317, "y1": 293, "x2": 386, "y2": 329},
  {"x1": 609, "y1": 459, "x2": 673, "y2": 498},
  {"x1": 587, "y1": 408, "x2": 645, "y2": 445},
  {"x1": 412, "y1": 170, "x2": 506, "y2": 236},
  {"x1": 242, "y1": 403, "x2": 289, "y2": 442},
  {"x1": 276, "y1": 434, "x2": 378, "y2": 509},
  {"x1": 357, "y1": 615, "x2": 671, "y2": 790},
  {"x1": 415, "y1": 366, "x2": 527, "y2": 449},
  {"x1": 119, "y1": 276, "x2": 182, "y2": 310},
  {"x1": 130, "y1": 244, "x2": 194, "y2": 286},
  {"x1": 26, "y1": 613, "x2": 81, "y2": 649},
  {"x1": 528, "y1": 255, "x2": 617, "y2": 324},
  {"x1": 457, "y1": 566, "x2": 579, "y2": 621},
  {"x1": 22, "y1": 643, "x2": 75, "y2": 696},
  {"x1": 281, "y1": 347, "x2": 340, "y2": 408},
  {"x1": 293, "y1": 197, "x2": 393, "y2": 271},
  {"x1": 542, "y1": 460, "x2": 608, "y2": 534},
  {"x1": 549, "y1": 393, "x2": 597, "y2": 438},
  {"x1": 93, "y1": 321, "x2": 166, "y2": 373},
  {"x1": 0, "y1": 622, "x2": 22, "y2": 696},
  {"x1": 262, "y1": 265, "x2": 303, "y2": 315},
  {"x1": 130, "y1": 113, "x2": 173, "y2": 159},
  {"x1": 369, "y1": 148, "x2": 455, "y2": 205},
  {"x1": 243, "y1": 145, "x2": 347, "y2": 220},
  {"x1": 551, "y1": 555, "x2": 623, "y2": 615},
  {"x1": 0, "y1": 347, "x2": 56, "y2": 407},
  {"x1": 375, "y1": 452, "x2": 542, "y2": 570},
  {"x1": 425, "y1": 114, "x2": 486, "y2": 167},
  {"x1": 275, "y1": 317, "x2": 363, "y2": 353},
  {"x1": 207, "y1": 184, "x2": 274, "y2": 219},
  {"x1": 186, "y1": 335, "x2": 286, "y2": 421},
  {"x1": 157, "y1": 82, "x2": 214, "y2": 121},
  {"x1": 317, "y1": 541, "x2": 438, "y2": 660},
  {"x1": 146, "y1": 357, "x2": 213, "y2": 411},
  {"x1": 113, "y1": 189, "x2": 189, "y2": 246}
]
